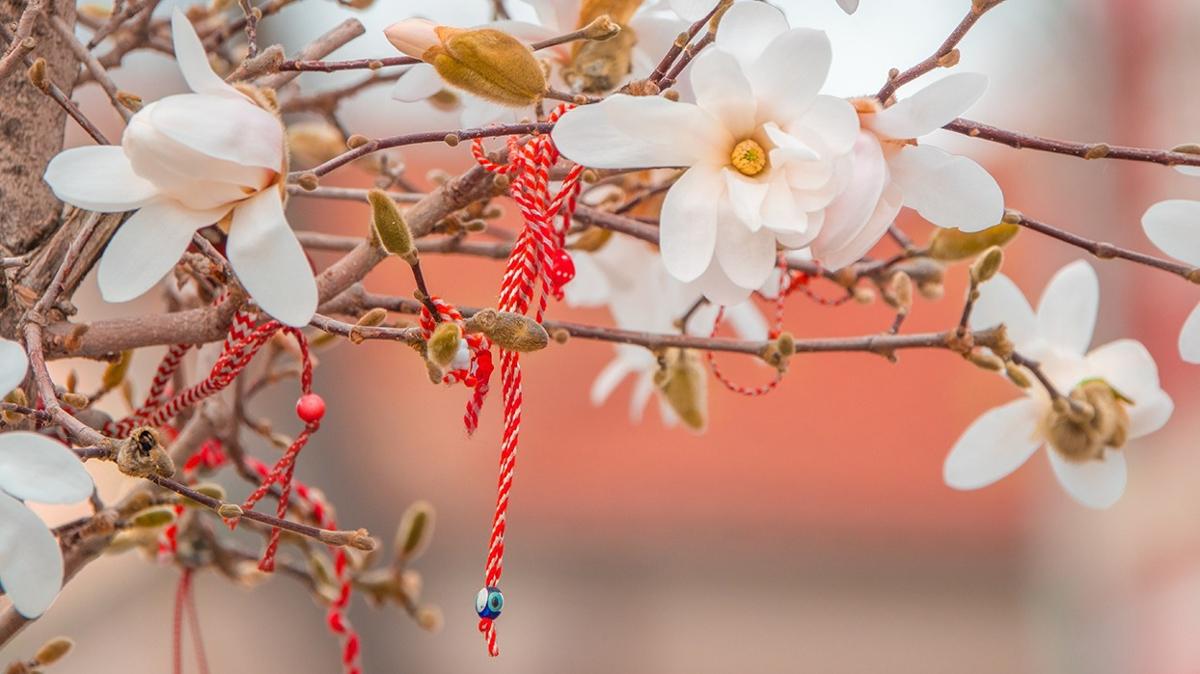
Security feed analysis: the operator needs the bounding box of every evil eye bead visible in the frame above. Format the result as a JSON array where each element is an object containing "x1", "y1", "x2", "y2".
[{"x1": 475, "y1": 586, "x2": 504, "y2": 619}]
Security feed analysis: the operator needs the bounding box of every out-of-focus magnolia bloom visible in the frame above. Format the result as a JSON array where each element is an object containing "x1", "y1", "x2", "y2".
[
  {"x1": 564, "y1": 235, "x2": 766, "y2": 429},
  {"x1": 388, "y1": 1, "x2": 685, "y2": 126},
  {"x1": 1141, "y1": 200, "x2": 1200, "y2": 362},
  {"x1": 555, "y1": 2, "x2": 860, "y2": 304},
  {"x1": 824, "y1": 74, "x2": 1004, "y2": 269},
  {"x1": 43, "y1": 9, "x2": 316, "y2": 327},
  {"x1": 0, "y1": 341, "x2": 95, "y2": 617},
  {"x1": 836, "y1": 0, "x2": 860, "y2": 13},
  {"x1": 945, "y1": 261, "x2": 1173, "y2": 509}
]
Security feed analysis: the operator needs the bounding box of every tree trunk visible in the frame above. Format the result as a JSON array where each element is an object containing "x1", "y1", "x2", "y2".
[{"x1": 0, "y1": 0, "x2": 78, "y2": 255}]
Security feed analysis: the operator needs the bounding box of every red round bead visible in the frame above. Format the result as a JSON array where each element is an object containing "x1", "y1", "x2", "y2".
[
  {"x1": 550, "y1": 249, "x2": 575, "y2": 287},
  {"x1": 296, "y1": 393, "x2": 326, "y2": 423}
]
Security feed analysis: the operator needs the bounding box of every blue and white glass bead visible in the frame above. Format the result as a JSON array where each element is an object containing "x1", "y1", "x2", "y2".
[{"x1": 475, "y1": 586, "x2": 503, "y2": 619}]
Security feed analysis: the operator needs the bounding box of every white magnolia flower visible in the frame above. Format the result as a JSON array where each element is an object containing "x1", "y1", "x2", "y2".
[
  {"x1": 823, "y1": 74, "x2": 1004, "y2": 266},
  {"x1": 944, "y1": 261, "x2": 1173, "y2": 509},
  {"x1": 554, "y1": 2, "x2": 860, "y2": 305},
  {"x1": 565, "y1": 235, "x2": 766, "y2": 426},
  {"x1": 43, "y1": 9, "x2": 317, "y2": 327},
  {"x1": 390, "y1": 1, "x2": 686, "y2": 126},
  {"x1": 836, "y1": 0, "x2": 860, "y2": 14},
  {"x1": 1141, "y1": 199, "x2": 1200, "y2": 362},
  {"x1": 0, "y1": 341, "x2": 95, "y2": 617}
]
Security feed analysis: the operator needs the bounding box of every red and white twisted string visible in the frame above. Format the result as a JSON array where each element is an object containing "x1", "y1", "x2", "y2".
[
  {"x1": 417, "y1": 296, "x2": 494, "y2": 436},
  {"x1": 469, "y1": 104, "x2": 582, "y2": 656}
]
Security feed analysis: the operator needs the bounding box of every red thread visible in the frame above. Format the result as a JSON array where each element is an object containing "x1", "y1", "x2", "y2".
[{"x1": 705, "y1": 256, "x2": 792, "y2": 397}]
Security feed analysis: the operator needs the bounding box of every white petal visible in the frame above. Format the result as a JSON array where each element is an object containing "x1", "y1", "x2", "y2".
[
  {"x1": 391, "y1": 63, "x2": 444, "y2": 102},
  {"x1": 836, "y1": 0, "x2": 860, "y2": 14},
  {"x1": 1176, "y1": 165, "x2": 1200, "y2": 177},
  {"x1": 1085, "y1": 339, "x2": 1173, "y2": 438},
  {"x1": 692, "y1": 259, "x2": 755, "y2": 305},
  {"x1": 562, "y1": 252, "x2": 612, "y2": 307},
  {"x1": 690, "y1": 49, "x2": 756, "y2": 138},
  {"x1": 668, "y1": 0, "x2": 715, "y2": 20},
  {"x1": 43, "y1": 146, "x2": 160, "y2": 213},
  {"x1": 0, "y1": 340, "x2": 28, "y2": 397},
  {"x1": 630, "y1": 371, "x2": 656, "y2": 423},
  {"x1": 171, "y1": 8, "x2": 243, "y2": 99},
  {"x1": 1036, "y1": 260, "x2": 1098, "y2": 356},
  {"x1": 715, "y1": 1, "x2": 789, "y2": 66},
  {"x1": 98, "y1": 200, "x2": 229, "y2": 303},
  {"x1": 227, "y1": 189, "x2": 317, "y2": 327},
  {"x1": 870, "y1": 73, "x2": 989, "y2": 139},
  {"x1": 590, "y1": 356, "x2": 636, "y2": 406},
  {"x1": 748, "y1": 28, "x2": 832, "y2": 124},
  {"x1": 629, "y1": 15, "x2": 690, "y2": 79},
  {"x1": 552, "y1": 95, "x2": 726, "y2": 169},
  {"x1": 1180, "y1": 302, "x2": 1200, "y2": 364},
  {"x1": 943, "y1": 398, "x2": 1042, "y2": 490},
  {"x1": 659, "y1": 165, "x2": 723, "y2": 282},
  {"x1": 460, "y1": 98, "x2": 522, "y2": 129},
  {"x1": 817, "y1": 181, "x2": 902, "y2": 271},
  {"x1": 761, "y1": 175, "x2": 809, "y2": 236},
  {"x1": 723, "y1": 169, "x2": 769, "y2": 232},
  {"x1": 1141, "y1": 199, "x2": 1200, "y2": 266},
  {"x1": 1047, "y1": 449, "x2": 1126, "y2": 509},
  {"x1": 810, "y1": 132, "x2": 887, "y2": 267},
  {"x1": 889, "y1": 145, "x2": 1003, "y2": 232},
  {"x1": 0, "y1": 432, "x2": 93, "y2": 504},
  {"x1": 723, "y1": 302, "x2": 769, "y2": 341},
  {"x1": 0, "y1": 491, "x2": 64, "y2": 618},
  {"x1": 148, "y1": 94, "x2": 284, "y2": 171},
  {"x1": 714, "y1": 189, "x2": 777, "y2": 289},
  {"x1": 792, "y1": 95, "x2": 860, "y2": 156},
  {"x1": 969, "y1": 273, "x2": 1038, "y2": 351}
]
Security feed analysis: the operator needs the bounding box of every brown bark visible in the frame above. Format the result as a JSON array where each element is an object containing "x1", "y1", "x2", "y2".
[{"x1": 0, "y1": 0, "x2": 78, "y2": 255}]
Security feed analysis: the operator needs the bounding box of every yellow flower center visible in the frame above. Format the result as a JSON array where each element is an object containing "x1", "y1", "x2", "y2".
[{"x1": 730, "y1": 139, "x2": 767, "y2": 177}]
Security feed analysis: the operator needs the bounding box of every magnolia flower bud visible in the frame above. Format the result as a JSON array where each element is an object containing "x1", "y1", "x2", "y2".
[
  {"x1": 427, "y1": 27, "x2": 547, "y2": 107},
  {"x1": 130, "y1": 506, "x2": 176, "y2": 528},
  {"x1": 426, "y1": 323, "x2": 463, "y2": 370},
  {"x1": 368, "y1": 190, "x2": 416, "y2": 262},
  {"x1": 34, "y1": 637, "x2": 74, "y2": 666},
  {"x1": 102, "y1": 350, "x2": 133, "y2": 390},
  {"x1": 116, "y1": 427, "x2": 175, "y2": 478},
  {"x1": 466, "y1": 309, "x2": 550, "y2": 352},
  {"x1": 970, "y1": 246, "x2": 1004, "y2": 284},
  {"x1": 384, "y1": 18, "x2": 440, "y2": 59},
  {"x1": 1041, "y1": 380, "x2": 1131, "y2": 463},
  {"x1": 654, "y1": 348, "x2": 707, "y2": 432},
  {"x1": 288, "y1": 122, "x2": 346, "y2": 169},
  {"x1": 928, "y1": 222, "x2": 1019, "y2": 261},
  {"x1": 395, "y1": 500, "x2": 435, "y2": 563}
]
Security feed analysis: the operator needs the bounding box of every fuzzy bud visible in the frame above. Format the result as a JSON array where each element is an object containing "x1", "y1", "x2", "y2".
[
  {"x1": 1005, "y1": 363, "x2": 1032, "y2": 388},
  {"x1": 130, "y1": 506, "x2": 176, "y2": 528},
  {"x1": 28, "y1": 58, "x2": 48, "y2": 92},
  {"x1": 288, "y1": 122, "x2": 346, "y2": 169},
  {"x1": 970, "y1": 246, "x2": 1004, "y2": 284},
  {"x1": 116, "y1": 90, "x2": 143, "y2": 112},
  {"x1": 426, "y1": 322, "x2": 463, "y2": 370},
  {"x1": 395, "y1": 500, "x2": 435, "y2": 562},
  {"x1": 965, "y1": 350, "x2": 1004, "y2": 371},
  {"x1": 1041, "y1": 380, "x2": 1131, "y2": 463},
  {"x1": 116, "y1": 427, "x2": 175, "y2": 478},
  {"x1": 217, "y1": 503, "x2": 244, "y2": 519},
  {"x1": 886, "y1": 271, "x2": 913, "y2": 315},
  {"x1": 368, "y1": 189, "x2": 417, "y2": 262},
  {"x1": 928, "y1": 222, "x2": 1019, "y2": 261},
  {"x1": 466, "y1": 309, "x2": 549, "y2": 352},
  {"x1": 653, "y1": 348, "x2": 707, "y2": 432},
  {"x1": 33, "y1": 637, "x2": 74, "y2": 666},
  {"x1": 191, "y1": 483, "x2": 227, "y2": 502},
  {"x1": 102, "y1": 350, "x2": 133, "y2": 390},
  {"x1": 319, "y1": 528, "x2": 377, "y2": 551},
  {"x1": 60, "y1": 391, "x2": 89, "y2": 409},
  {"x1": 350, "y1": 307, "x2": 389, "y2": 344},
  {"x1": 425, "y1": 27, "x2": 547, "y2": 107},
  {"x1": 416, "y1": 605, "x2": 444, "y2": 632}
]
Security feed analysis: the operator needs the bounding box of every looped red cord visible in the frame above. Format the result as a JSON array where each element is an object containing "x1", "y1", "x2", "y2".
[
  {"x1": 705, "y1": 256, "x2": 792, "y2": 397},
  {"x1": 418, "y1": 296, "x2": 494, "y2": 436},
  {"x1": 468, "y1": 104, "x2": 583, "y2": 656}
]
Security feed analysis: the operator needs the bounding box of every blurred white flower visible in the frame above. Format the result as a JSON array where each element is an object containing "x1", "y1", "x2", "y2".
[
  {"x1": 816, "y1": 74, "x2": 1004, "y2": 268},
  {"x1": 43, "y1": 9, "x2": 317, "y2": 327},
  {"x1": 0, "y1": 341, "x2": 95, "y2": 618},
  {"x1": 565, "y1": 235, "x2": 766, "y2": 427},
  {"x1": 1141, "y1": 199, "x2": 1200, "y2": 362},
  {"x1": 944, "y1": 261, "x2": 1173, "y2": 509},
  {"x1": 554, "y1": 2, "x2": 859, "y2": 304},
  {"x1": 836, "y1": 0, "x2": 860, "y2": 14},
  {"x1": 390, "y1": 0, "x2": 686, "y2": 126}
]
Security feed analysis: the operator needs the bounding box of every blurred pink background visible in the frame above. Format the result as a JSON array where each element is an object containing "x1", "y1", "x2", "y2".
[{"x1": 9, "y1": 1, "x2": 1200, "y2": 672}]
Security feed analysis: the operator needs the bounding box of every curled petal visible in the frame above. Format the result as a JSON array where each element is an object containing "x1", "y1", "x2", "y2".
[
  {"x1": 227, "y1": 189, "x2": 317, "y2": 327},
  {"x1": 148, "y1": 94, "x2": 284, "y2": 172},
  {"x1": 552, "y1": 95, "x2": 726, "y2": 169},
  {"x1": 1085, "y1": 339, "x2": 1173, "y2": 438},
  {"x1": 1047, "y1": 449, "x2": 1126, "y2": 509},
  {"x1": 0, "y1": 491, "x2": 65, "y2": 618},
  {"x1": 816, "y1": 181, "x2": 902, "y2": 271},
  {"x1": 943, "y1": 398, "x2": 1042, "y2": 490},
  {"x1": 171, "y1": 8, "x2": 245, "y2": 99},
  {"x1": 870, "y1": 73, "x2": 988, "y2": 139},
  {"x1": 1141, "y1": 199, "x2": 1200, "y2": 266},
  {"x1": 1035, "y1": 260, "x2": 1098, "y2": 356},
  {"x1": 43, "y1": 146, "x2": 160, "y2": 213},
  {"x1": 810, "y1": 132, "x2": 887, "y2": 268},
  {"x1": 889, "y1": 145, "x2": 1004, "y2": 232},
  {"x1": 0, "y1": 339, "x2": 27, "y2": 397},
  {"x1": 0, "y1": 432, "x2": 93, "y2": 504},
  {"x1": 98, "y1": 200, "x2": 230, "y2": 303},
  {"x1": 659, "y1": 165, "x2": 723, "y2": 283}
]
